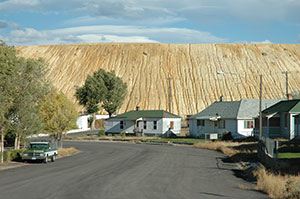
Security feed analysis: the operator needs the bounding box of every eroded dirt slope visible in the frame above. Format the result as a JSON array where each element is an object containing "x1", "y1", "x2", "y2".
[{"x1": 17, "y1": 43, "x2": 300, "y2": 117}]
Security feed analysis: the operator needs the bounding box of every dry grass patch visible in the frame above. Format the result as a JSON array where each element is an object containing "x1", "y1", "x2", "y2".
[
  {"x1": 254, "y1": 168, "x2": 300, "y2": 199},
  {"x1": 194, "y1": 141, "x2": 240, "y2": 156},
  {"x1": 238, "y1": 184, "x2": 252, "y2": 190},
  {"x1": 57, "y1": 147, "x2": 79, "y2": 158},
  {"x1": 194, "y1": 141, "x2": 258, "y2": 162}
]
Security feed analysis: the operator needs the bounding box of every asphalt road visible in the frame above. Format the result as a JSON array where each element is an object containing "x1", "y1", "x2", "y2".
[{"x1": 0, "y1": 141, "x2": 267, "y2": 199}]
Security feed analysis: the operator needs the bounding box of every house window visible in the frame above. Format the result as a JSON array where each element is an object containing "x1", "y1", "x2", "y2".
[
  {"x1": 218, "y1": 120, "x2": 225, "y2": 129},
  {"x1": 120, "y1": 121, "x2": 124, "y2": 129},
  {"x1": 284, "y1": 114, "x2": 288, "y2": 128},
  {"x1": 153, "y1": 121, "x2": 157, "y2": 130},
  {"x1": 144, "y1": 121, "x2": 147, "y2": 129},
  {"x1": 197, "y1": 120, "x2": 205, "y2": 126},
  {"x1": 170, "y1": 121, "x2": 174, "y2": 129},
  {"x1": 244, "y1": 120, "x2": 254, "y2": 129},
  {"x1": 269, "y1": 117, "x2": 280, "y2": 127}
]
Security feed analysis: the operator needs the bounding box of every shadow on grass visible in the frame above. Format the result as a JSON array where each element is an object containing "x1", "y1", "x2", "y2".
[
  {"x1": 231, "y1": 143, "x2": 258, "y2": 153},
  {"x1": 222, "y1": 152, "x2": 258, "y2": 163}
]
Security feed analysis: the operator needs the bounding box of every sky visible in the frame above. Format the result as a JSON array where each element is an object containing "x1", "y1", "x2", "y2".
[{"x1": 0, "y1": 0, "x2": 299, "y2": 46}]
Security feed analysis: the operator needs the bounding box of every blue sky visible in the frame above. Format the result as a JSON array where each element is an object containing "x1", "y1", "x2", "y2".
[{"x1": 0, "y1": 0, "x2": 299, "y2": 46}]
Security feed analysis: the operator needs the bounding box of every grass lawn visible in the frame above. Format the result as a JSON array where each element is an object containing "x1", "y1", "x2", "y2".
[
  {"x1": 277, "y1": 153, "x2": 300, "y2": 159},
  {"x1": 144, "y1": 137, "x2": 205, "y2": 143}
]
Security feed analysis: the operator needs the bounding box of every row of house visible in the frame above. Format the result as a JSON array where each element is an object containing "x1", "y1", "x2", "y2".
[{"x1": 104, "y1": 98, "x2": 300, "y2": 140}]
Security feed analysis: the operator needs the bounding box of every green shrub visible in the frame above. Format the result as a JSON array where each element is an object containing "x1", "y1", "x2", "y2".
[
  {"x1": 0, "y1": 149, "x2": 26, "y2": 162},
  {"x1": 120, "y1": 131, "x2": 126, "y2": 137},
  {"x1": 98, "y1": 130, "x2": 105, "y2": 137}
]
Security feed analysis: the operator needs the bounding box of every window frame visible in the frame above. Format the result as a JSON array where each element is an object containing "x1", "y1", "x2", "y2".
[
  {"x1": 153, "y1": 121, "x2": 157, "y2": 130},
  {"x1": 218, "y1": 120, "x2": 225, "y2": 129},
  {"x1": 197, "y1": 119, "x2": 205, "y2": 126},
  {"x1": 120, "y1": 120, "x2": 124, "y2": 129},
  {"x1": 244, "y1": 120, "x2": 254, "y2": 129}
]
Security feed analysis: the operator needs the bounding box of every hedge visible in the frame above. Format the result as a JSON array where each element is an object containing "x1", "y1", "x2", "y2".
[{"x1": 0, "y1": 149, "x2": 26, "y2": 162}]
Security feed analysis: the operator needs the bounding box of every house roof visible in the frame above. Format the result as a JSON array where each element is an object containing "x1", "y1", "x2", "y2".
[
  {"x1": 191, "y1": 101, "x2": 241, "y2": 119},
  {"x1": 191, "y1": 99, "x2": 280, "y2": 120},
  {"x1": 237, "y1": 99, "x2": 281, "y2": 119},
  {"x1": 262, "y1": 100, "x2": 300, "y2": 115},
  {"x1": 111, "y1": 110, "x2": 181, "y2": 121}
]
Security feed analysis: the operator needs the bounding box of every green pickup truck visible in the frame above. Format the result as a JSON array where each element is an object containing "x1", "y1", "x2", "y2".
[{"x1": 22, "y1": 142, "x2": 58, "y2": 163}]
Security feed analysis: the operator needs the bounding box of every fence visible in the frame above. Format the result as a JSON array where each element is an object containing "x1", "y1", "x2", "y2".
[
  {"x1": 50, "y1": 140, "x2": 63, "y2": 149},
  {"x1": 259, "y1": 136, "x2": 278, "y2": 157},
  {"x1": 257, "y1": 137, "x2": 300, "y2": 170}
]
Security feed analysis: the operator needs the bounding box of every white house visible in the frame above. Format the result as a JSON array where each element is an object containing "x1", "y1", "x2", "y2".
[
  {"x1": 77, "y1": 114, "x2": 109, "y2": 130},
  {"x1": 105, "y1": 110, "x2": 181, "y2": 136},
  {"x1": 189, "y1": 99, "x2": 280, "y2": 138}
]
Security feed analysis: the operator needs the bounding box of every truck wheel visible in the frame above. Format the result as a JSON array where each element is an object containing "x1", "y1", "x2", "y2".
[
  {"x1": 51, "y1": 155, "x2": 56, "y2": 162},
  {"x1": 43, "y1": 156, "x2": 48, "y2": 164}
]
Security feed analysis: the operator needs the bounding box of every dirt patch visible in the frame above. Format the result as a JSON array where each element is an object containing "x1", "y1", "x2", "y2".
[
  {"x1": 57, "y1": 147, "x2": 79, "y2": 158},
  {"x1": 0, "y1": 147, "x2": 79, "y2": 171},
  {"x1": 0, "y1": 162, "x2": 28, "y2": 170}
]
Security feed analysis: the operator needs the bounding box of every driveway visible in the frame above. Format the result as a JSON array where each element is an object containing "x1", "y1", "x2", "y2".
[{"x1": 0, "y1": 141, "x2": 267, "y2": 199}]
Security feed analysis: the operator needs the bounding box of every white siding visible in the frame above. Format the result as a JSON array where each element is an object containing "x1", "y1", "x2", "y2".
[
  {"x1": 137, "y1": 118, "x2": 163, "y2": 135},
  {"x1": 162, "y1": 118, "x2": 181, "y2": 134},
  {"x1": 77, "y1": 115, "x2": 110, "y2": 130},
  {"x1": 76, "y1": 115, "x2": 89, "y2": 130},
  {"x1": 189, "y1": 119, "x2": 238, "y2": 138},
  {"x1": 105, "y1": 117, "x2": 181, "y2": 135},
  {"x1": 105, "y1": 118, "x2": 135, "y2": 133},
  {"x1": 237, "y1": 120, "x2": 254, "y2": 137}
]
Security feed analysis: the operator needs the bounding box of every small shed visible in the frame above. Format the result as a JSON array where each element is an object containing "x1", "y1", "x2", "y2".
[{"x1": 105, "y1": 110, "x2": 181, "y2": 136}]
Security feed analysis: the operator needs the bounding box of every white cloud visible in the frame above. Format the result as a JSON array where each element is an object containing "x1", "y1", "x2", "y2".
[
  {"x1": 2, "y1": 25, "x2": 227, "y2": 46},
  {"x1": 250, "y1": 40, "x2": 273, "y2": 44},
  {"x1": 1, "y1": 0, "x2": 300, "y2": 23},
  {"x1": 233, "y1": 40, "x2": 273, "y2": 44}
]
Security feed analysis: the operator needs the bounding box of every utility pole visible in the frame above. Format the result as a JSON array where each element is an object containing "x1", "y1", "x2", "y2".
[
  {"x1": 259, "y1": 75, "x2": 263, "y2": 138},
  {"x1": 168, "y1": 77, "x2": 172, "y2": 113}
]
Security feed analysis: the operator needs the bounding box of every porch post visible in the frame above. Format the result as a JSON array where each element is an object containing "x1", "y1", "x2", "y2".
[{"x1": 267, "y1": 117, "x2": 269, "y2": 137}]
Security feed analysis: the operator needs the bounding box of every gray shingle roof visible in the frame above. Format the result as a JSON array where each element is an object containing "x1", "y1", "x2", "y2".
[
  {"x1": 191, "y1": 99, "x2": 281, "y2": 120},
  {"x1": 191, "y1": 101, "x2": 241, "y2": 119},
  {"x1": 237, "y1": 99, "x2": 281, "y2": 119}
]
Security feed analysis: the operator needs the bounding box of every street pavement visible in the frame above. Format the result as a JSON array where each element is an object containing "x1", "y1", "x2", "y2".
[{"x1": 0, "y1": 141, "x2": 267, "y2": 199}]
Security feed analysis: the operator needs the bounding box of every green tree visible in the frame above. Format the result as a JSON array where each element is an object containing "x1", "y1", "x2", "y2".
[
  {"x1": 75, "y1": 69, "x2": 107, "y2": 129},
  {"x1": 102, "y1": 70, "x2": 127, "y2": 117},
  {"x1": 8, "y1": 58, "x2": 49, "y2": 149},
  {"x1": 75, "y1": 69, "x2": 127, "y2": 128},
  {"x1": 0, "y1": 41, "x2": 19, "y2": 163},
  {"x1": 40, "y1": 89, "x2": 79, "y2": 141}
]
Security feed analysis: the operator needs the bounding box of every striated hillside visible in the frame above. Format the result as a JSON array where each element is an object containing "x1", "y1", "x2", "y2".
[{"x1": 17, "y1": 43, "x2": 300, "y2": 118}]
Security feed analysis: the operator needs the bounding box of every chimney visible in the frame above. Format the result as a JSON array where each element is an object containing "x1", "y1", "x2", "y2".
[
  {"x1": 287, "y1": 93, "x2": 293, "y2": 100},
  {"x1": 220, "y1": 96, "x2": 224, "y2": 102},
  {"x1": 136, "y1": 106, "x2": 140, "y2": 111}
]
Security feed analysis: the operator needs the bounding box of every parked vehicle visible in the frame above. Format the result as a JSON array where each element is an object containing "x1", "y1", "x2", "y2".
[{"x1": 22, "y1": 142, "x2": 58, "y2": 163}]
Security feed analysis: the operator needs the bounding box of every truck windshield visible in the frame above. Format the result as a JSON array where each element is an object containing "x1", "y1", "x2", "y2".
[{"x1": 30, "y1": 144, "x2": 48, "y2": 149}]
